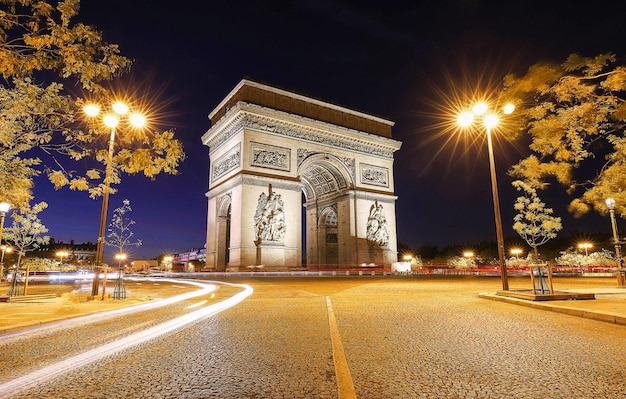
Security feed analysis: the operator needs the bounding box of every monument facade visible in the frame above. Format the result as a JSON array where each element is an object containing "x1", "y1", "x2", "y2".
[{"x1": 201, "y1": 79, "x2": 402, "y2": 271}]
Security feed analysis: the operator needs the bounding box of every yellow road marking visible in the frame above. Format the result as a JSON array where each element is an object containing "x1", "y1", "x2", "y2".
[
  {"x1": 326, "y1": 296, "x2": 357, "y2": 399},
  {"x1": 186, "y1": 299, "x2": 208, "y2": 309}
]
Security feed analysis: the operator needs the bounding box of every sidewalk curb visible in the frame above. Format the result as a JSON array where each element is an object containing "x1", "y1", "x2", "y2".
[{"x1": 479, "y1": 292, "x2": 626, "y2": 327}]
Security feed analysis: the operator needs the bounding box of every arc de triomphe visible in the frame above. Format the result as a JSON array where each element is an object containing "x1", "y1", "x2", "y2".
[{"x1": 202, "y1": 79, "x2": 402, "y2": 271}]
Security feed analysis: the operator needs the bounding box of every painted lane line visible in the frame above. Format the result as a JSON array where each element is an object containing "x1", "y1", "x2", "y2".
[
  {"x1": 326, "y1": 296, "x2": 357, "y2": 399},
  {"x1": 0, "y1": 281, "x2": 253, "y2": 399}
]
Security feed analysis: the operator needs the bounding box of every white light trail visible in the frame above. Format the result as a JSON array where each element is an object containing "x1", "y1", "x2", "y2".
[
  {"x1": 2, "y1": 278, "x2": 217, "y2": 342},
  {"x1": 0, "y1": 280, "x2": 253, "y2": 399}
]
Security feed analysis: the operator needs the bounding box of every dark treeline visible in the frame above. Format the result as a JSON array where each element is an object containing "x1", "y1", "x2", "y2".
[{"x1": 400, "y1": 232, "x2": 616, "y2": 264}]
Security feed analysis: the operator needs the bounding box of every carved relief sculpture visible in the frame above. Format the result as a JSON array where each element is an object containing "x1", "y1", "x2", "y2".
[
  {"x1": 251, "y1": 142, "x2": 290, "y2": 171},
  {"x1": 366, "y1": 200, "x2": 389, "y2": 247},
  {"x1": 254, "y1": 185, "x2": 287, "y2": 243},
  {"x1": 360, "y1": 164, "x2": 389, "y2": 187},
  {"x1": 211, "y1": 143, "x2": 241, "y2": 182}
]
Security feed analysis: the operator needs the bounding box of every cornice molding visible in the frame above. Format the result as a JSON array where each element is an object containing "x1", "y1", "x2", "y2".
[{"x1": 204, "y1": 104, "x2": 401, "y2": 159}]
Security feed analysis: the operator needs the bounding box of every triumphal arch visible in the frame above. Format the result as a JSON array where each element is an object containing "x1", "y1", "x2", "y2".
[{"x1": 201, "y1": 79, "x2": 402, "y2": 271}]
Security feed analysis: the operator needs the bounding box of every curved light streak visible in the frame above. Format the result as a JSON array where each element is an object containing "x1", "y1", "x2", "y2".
[
  {"x1": 2, "y1": 278, "x2": 216, "y2": 342},
  {"x1": 0, "y1": 280, "x2": 253, "y2": 398}
]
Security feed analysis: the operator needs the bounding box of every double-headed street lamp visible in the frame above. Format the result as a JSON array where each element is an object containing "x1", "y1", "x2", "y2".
[
  {"x1": 605, "y1": 198, "x2": 625, "y2": 287},
  {"x1": 577, "y1": 242, "x2": 593, "y2": 257},
  {"x1": 458, "y1": 101, "x2": 515, "y2": 291},
  {"x1": 83, "y1": 101, "x2": 146, "y2": 297}
]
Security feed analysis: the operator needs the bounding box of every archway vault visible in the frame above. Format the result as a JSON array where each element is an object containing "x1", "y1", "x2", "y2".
[
  {"x1": 299, "y1": 154, "x2": 352, "y2": 202},
  {"x1": 202, "y1": 79, "x2": 402, "y2": 271}
]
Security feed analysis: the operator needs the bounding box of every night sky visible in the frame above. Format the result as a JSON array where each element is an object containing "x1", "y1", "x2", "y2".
[{"x1": 30, "y1": 0, "x2": 626, "y2": 262}]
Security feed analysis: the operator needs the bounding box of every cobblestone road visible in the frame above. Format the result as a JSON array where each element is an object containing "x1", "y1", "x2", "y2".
[{"x1": 3, "y1": 276, "x2": 626, "y2": 398}]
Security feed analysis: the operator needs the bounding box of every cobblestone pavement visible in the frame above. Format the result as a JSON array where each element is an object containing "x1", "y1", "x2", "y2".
[{"x1": 1, "y1": 276, "x2": 626, "y2": 398}]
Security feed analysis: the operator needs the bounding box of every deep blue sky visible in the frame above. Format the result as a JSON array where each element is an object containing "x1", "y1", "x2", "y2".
[{"x1": 31, "y1": 0, "x2": 626, "y2": 262}]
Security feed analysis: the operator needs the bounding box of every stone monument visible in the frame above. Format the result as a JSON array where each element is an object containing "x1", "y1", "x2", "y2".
[{"x1": 201, "y1": 79, "x2": 402, "y2": 271}]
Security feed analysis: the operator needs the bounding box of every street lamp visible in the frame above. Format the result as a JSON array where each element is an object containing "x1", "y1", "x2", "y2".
[
  {"x1": 577, "y1": 242, "x2": 593, "y2": 257},
  {"x1": 1, "y1": 245, "x2": 12, "y2": 280},
  {"x1": 0, "y1": 202, "x2": 11, "y2": 282},
  {"x1": 458, "y1": 101, "x2": 515, "y2": 291},
  {"x1": 113, "y1": 253, "x2": 127, "y2": 300},
  {"x1": 462, "y1": 251, "x2": 475, "y2": 270},
  {"x1": 83, "y1": 101, "x2": 146, "y2": 297},
  {"x1": 605, "y1": 198, "x2": 625, "y2": 287},
  {"x1": 510, "y1": 248, "x2": 522, "y2": 259},
  {"x1": 163, "y1": 255, "x2": 173, "y2": 272},
  {"x1": 0, "y1": 201, "x2": 10, "y2": 248},
  {"x1": 56, "y1": 250, "x2": 69, "y2": 272}
]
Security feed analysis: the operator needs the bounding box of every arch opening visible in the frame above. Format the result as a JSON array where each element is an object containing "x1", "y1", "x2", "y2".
[
  {"x1": 216, "y1": 195, "x2": 232, "y2": 271},
  {"x1": 300, "y1": 157, "x2": 350, "y2": 269}
]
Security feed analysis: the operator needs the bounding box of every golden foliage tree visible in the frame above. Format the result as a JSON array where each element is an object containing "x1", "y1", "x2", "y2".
[
  {"x1": 512, "y1": 180, "x2": 562, "y2": 262},
  {"x1": 0, "y1": 0, "x2": 185, "y2": 207},
  {"x1": 4, "y1": 201, "x2": 50, "y2": 295},
  {"x1": 503, "y1": 53, "x2": 626, "y2": 218}
]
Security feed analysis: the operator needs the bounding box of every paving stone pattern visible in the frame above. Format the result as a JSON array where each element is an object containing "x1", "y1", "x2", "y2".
[{"x1": 3, "y1": 276, "x2": 626, "y2": 398}]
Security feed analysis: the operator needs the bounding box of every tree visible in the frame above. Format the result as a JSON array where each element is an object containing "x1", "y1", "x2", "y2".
[
  {"x1": 506, "y1": 254, "x2": 532, "y2": 269},
  {"x1": 0, "y1": 0, "x2": 185, "y2": 208},
  {"x1": 512, "y1": 180, "x2": 562, "y2": 262},
  {"x1": 105, "y1": 199, "x2": 139, "y2": 299},
  {"x1": 555, "y1": 247, "x2": 617, "y2": 267},
  {"x1": 23, "y1": 257, "x2": 61, "y2": 272},
  {"x1": 105, "y1": 199, "x2": 141, "y2": 256},
  {"x1": 4, "y1": 201, "x2": 50, "y2": 295},
  {"x1": 503, "y1": 53, "x2": 626, "y2": 219},
  {"x1": 447, "y1": 255, "x2": 476, "y2": 269}
]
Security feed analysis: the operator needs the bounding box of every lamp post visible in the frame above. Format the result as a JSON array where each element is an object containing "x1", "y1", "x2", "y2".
[
  {"x1": 458, "y1": 102, "x2": 515, "y2": 291},
  {"x1": 511, "y1": 248, "x2": 522, "y2": 259},
  {"x1": 577, "y1": 242, "x2": 592, "y2": 257},
  {"x1": 0, "y1": 201, "x2": 10, "y2": 247},
  {"x1": 463, "y1": 251, "x2": 475, "y2": 269},
  {"x1": 402, "y1": 254, "x2": 414, "y2": 274},
  {"x1": 83, "y1": 102, "x2": 146, "y2": 297},
  {"x1": 1, "y1": 245, "x2": 12, "y2": 280},
  {"x1": 113, "y1": 253, "x2": 127, "y2": 300},
  {"x1": 605, "y1": 198, "x2": 625, "y2": 287},
  {"x1": 163, "y1": 255, "x2": 173, "y2": 272},
  {"x1": 0, "y1": 202, "x2": 11, "y2": 282},
  {"x1": 56, "y1": 250, "x2": 69, "y2": 272}
]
